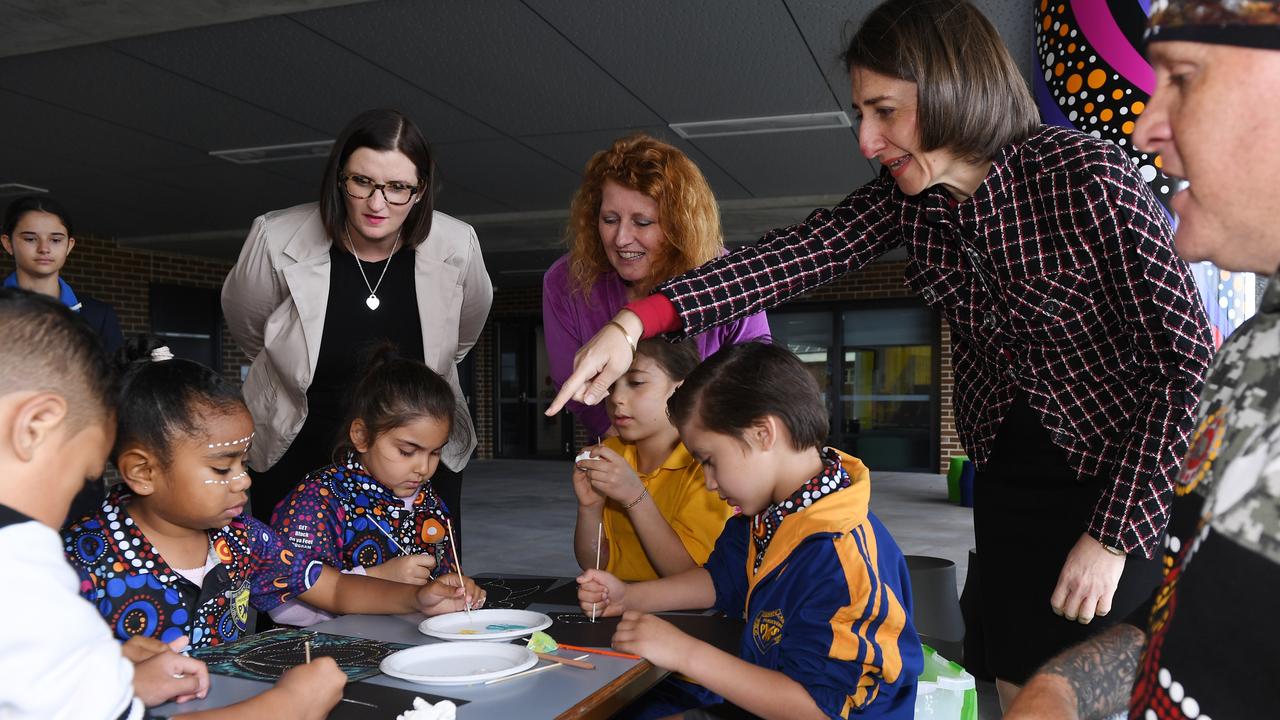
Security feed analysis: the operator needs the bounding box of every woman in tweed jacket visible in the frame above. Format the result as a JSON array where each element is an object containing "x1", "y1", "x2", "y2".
[{"x1": 549, "y1": 0, "x2": 1212, "y2": 704}]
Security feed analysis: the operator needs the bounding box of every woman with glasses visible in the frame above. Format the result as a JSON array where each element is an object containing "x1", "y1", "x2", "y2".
[{"x1": 223, "y1": 109, "x2": 492, "y2": 542}]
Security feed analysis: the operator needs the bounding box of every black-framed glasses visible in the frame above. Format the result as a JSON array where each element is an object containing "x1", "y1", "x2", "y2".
[{"x1": 340, "y1": 173, "x2": 419, "y2": 206}]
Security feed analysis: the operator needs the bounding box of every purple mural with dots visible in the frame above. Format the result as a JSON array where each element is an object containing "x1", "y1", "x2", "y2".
[{"x1": 1034, "y1": 0, "x2": 1256, "y2": 345}]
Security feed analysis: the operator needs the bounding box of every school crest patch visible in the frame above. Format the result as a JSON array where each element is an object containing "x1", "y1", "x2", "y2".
[
  {"x1": 233, "y1": 584, "x2": 251, "y2": 625},
  {"x1": 752, "y1": 609, "x2": 785, "y2": 654}
]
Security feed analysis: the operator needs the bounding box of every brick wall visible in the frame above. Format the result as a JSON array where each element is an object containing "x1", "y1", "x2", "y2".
[
  {"x1": 471, "y1": 259, "x2": 963, "y2": 473},
  {"x1": 1, "y1": 235, "x2": 249, "y2": 383}
]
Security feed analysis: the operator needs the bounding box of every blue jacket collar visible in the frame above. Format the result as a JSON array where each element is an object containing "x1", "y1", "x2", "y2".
[{"x1": 3, "y1": 273, "x2": 81, "y2": 311}]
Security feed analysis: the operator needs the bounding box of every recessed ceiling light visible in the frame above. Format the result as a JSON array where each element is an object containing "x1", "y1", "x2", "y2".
[
  {"x1": 0, "y1": 182, "x2": 49, "y2": 197},
  {"x1": 209, "y1": 140, "x2": 333, "y2": 164},
  {"x1": 671, "y1": 111, "x2": 851, "y2": 139}
]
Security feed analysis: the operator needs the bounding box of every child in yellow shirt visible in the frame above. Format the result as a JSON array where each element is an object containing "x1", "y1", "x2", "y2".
[{"x1": 573, "y1": 339, "x2": 733, "y2": 581}]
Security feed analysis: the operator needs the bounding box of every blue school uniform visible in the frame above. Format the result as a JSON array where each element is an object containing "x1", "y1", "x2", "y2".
[
  {"x1": 703, "y1": 448, "x2": 922, "y2": 719},
  {"x1": 3, "y1": 273, "x2": 123, "y2": 353},
  {"x1": 270, "y1": 455, "x2": 455, "y2": 577},
  {"x1": 62, "y1": 488, "x2": 325, "y2": 648}
]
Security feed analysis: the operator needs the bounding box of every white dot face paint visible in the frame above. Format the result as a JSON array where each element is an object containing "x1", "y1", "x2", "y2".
[
  {"x1": 205, "y1": 470, "x2": 249, "y2": 486},
  {"x1": 207, "y1": 432, "x2": 255, "y2": 449}
]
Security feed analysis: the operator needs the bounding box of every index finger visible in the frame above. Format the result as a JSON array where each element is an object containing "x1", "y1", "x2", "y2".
[{"x1": 547, "y1": 360, "x2": 600, "y2": 416}]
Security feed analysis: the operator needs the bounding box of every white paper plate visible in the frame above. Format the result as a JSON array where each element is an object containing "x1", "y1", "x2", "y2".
[
  {"x1": 418, "y1": 608, "x2": 552, "y2": 642},
  {"x1": 381, "y1": 642, "x2": 536, "y2": 685}
]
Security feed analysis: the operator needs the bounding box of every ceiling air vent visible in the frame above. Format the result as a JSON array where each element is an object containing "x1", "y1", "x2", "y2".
[
  {"x1": 0, "y1": 183, "x2": 49, "y2": 197},
  {"x1": 671, "y1": 111, "x2": 851, "y2": 139},
  {"x1": 209, "y1": 140, "x2": 333, "y2": 164}
]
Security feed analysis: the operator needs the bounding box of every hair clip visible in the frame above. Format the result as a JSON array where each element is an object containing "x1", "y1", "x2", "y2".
[
  {"x1": 208, "y1": 432, "x2": 254, "y2": 449},
  {"x1": 150, "y1": 346, "x2": 175, "y2": 362},
  {"x1": 205, "y1": 470, "x2": 248, "y2": 486}
]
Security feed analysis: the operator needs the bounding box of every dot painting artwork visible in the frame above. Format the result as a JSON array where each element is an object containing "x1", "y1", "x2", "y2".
[
  {"x1": 1034, "y1": 0, "x2": 1258, "y2": 344},
  {"x1": 1034, "y1": 0, "x2": 1172, "y2": 204},
  {"x1": 472, "y1": 577, "x2": 560, "y2": 610},
  {"x1": 192, "y1": 628, "x2": 412, "y2": 683}
]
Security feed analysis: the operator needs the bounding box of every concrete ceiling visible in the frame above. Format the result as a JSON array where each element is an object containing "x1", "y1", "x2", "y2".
[{"x1": 0, "y1": 0, "x2": 1032, "y2": 287}]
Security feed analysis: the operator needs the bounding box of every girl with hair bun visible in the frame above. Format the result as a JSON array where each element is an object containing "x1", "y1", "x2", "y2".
[{"x1": 61, "y1": 341, "x2": 482, "y2": 648}]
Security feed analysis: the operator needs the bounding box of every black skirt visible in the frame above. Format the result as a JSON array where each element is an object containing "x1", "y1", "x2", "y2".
[{"x1": 973, "y1": 395, "x2": 1161, "y2": 683}]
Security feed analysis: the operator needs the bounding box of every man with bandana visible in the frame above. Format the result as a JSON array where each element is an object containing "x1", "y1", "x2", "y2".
[{"x1": 1006, "y1": 2, "x2": 1280, "y2": 717}]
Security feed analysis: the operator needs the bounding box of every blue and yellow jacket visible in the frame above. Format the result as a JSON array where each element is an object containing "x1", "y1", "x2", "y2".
[{"x1": 704, "y1": 451, "x2": 921, "y2": 719}]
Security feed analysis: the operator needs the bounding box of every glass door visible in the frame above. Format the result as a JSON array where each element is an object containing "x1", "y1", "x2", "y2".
[
  {"x1": 494, "y1": 320, "x2": 573, "y2": 458},
  {"x1": 533, "y1": 326, "x2": 572, "y2": 455},
  {"x1": 771, "y1": 303, "x2": 939, "y2": 471},
  {"x1": 840, "y1": 306, "x2": 936, "y2": 471},
  {"x1": 770, "y1": 310, "x2": 835, "y2": 426},
  {"x1": 495, "y1": 322, "x2": 530, "y2": 458}
]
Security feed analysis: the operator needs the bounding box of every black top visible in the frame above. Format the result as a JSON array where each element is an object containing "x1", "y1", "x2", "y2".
[
  {"x1": 0, "y1": 504, "x2": 35, "y2": 530},
  {"x1": 306, "y1": 243, "x2": 424, "y2": 436},
  {"x1": 79, "y1": 294, "x2": 124, "y2": 355}
]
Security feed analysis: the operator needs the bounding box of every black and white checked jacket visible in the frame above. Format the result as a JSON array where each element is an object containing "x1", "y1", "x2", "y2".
[{"x1": 659, "y1": 125, "x2": 1213, "y2": 558}]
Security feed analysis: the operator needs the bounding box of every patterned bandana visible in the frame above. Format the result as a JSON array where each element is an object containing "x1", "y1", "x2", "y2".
[
  {"x1": 750, "y1": 447, "x2": 852, "y2": 573},
  {"x1": 1148, "y1": 0, "x2": 1280, "y2": 50}
]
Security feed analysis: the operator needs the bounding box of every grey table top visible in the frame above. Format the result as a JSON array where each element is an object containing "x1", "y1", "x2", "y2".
[{"x1": 152, "y1": 600, "x2": 663, "y2": 719}]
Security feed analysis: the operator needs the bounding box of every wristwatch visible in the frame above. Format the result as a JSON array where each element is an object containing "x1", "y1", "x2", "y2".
[{"x1": 1098, "y1": 539, "x2": 1126, "y2": 556}]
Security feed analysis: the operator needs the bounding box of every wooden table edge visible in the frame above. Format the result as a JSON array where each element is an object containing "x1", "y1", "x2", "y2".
[{"x1": 554, "y1": 659, "x2": 667, "y2": 720}]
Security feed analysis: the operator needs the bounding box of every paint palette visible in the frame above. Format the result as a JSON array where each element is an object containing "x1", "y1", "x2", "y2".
[
  {"x1": 419, "y1": 608, "x2": 552, "y2": 642},
  {"x1": 380, "y1": 642, "x2": 537, "y2": 685}
]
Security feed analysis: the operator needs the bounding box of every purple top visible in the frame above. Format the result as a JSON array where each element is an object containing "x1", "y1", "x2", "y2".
[{"x1": 543, "y1": 254, "x2": 771, "y2": 436}]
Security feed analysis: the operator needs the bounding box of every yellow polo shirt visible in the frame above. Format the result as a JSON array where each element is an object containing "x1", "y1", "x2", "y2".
[{"x1": 601, "y1": 436, "x2": 734, "y2": 582}]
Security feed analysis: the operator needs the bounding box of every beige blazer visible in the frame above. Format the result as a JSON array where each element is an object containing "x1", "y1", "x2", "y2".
[{"x1": 221, "y1": 202, "x2": 492, "y2": 473}]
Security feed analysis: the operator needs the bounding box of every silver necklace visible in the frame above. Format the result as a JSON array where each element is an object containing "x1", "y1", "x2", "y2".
[{"x1": 344, "y1": 227, "x2": 401, "y2": 310}]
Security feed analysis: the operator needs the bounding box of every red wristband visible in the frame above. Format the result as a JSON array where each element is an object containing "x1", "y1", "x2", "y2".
[{"x1": 624, "y1": 294, "x2": 679, "y2": 339}]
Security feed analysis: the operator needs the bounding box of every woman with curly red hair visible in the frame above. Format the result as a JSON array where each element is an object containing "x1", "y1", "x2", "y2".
[{"x1": 542, "y1": 133, "x2": 770, "y2": 437}]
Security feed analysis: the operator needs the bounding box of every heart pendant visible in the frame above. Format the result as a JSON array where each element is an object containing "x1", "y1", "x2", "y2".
[{"x1": 366, "y1": 294, "x2": 381, "y2": 310}]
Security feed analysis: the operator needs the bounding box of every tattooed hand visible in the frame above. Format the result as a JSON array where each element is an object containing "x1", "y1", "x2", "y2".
[{"x1": 1005, "y1": 623, "x2": 1147, "y2": 720}]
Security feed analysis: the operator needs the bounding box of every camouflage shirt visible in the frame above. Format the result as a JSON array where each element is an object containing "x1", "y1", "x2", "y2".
[{"x1": 1129, "y1": 271, "x2": 1280, "y2": 718}]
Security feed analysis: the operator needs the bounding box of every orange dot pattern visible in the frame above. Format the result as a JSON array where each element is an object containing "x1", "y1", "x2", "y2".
[{"x1": 1035, "y1": 1, "x2": 1176, "y2": 207}]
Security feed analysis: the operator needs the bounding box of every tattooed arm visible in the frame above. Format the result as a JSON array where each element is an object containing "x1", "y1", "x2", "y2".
[{"x1": 1005, "y1": 623, "x2": 1147, "y2": 720}]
